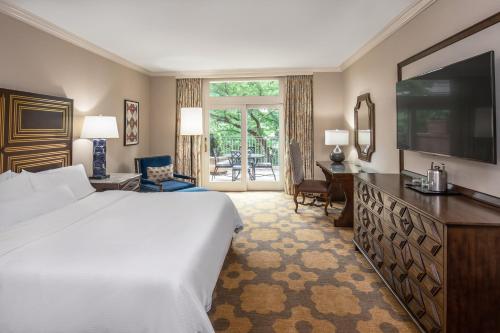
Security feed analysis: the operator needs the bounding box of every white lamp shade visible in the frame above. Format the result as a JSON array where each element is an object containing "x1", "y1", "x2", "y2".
[
  {"x1": 325, "y1": 129, "x2": 349, "y2": 146},
  {"x1": 358, "y1": 129, "x2": 371, "y2": 145},
  {"x1": 180, "y1": 107, "x2": 203, "y2": 135},
  {"x1": 80, "y1": 116, "x2": 119, "y2": 139}
]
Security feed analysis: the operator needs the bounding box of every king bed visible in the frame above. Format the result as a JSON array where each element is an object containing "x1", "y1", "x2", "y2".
[{"x1": 0, "y1": 89, "x2": 243, "y2": 333}]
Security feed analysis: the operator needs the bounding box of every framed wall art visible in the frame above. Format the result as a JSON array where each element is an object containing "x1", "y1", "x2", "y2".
[{"x1": 124, "y1": 99, "x2": 139, "y2": 146}]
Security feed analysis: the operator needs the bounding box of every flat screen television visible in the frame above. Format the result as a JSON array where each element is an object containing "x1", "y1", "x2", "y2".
[{"x1": 396, "y1": 51, "x2": 497, "y2": 164}]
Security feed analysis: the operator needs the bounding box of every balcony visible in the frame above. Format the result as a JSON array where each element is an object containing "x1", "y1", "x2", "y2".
[{"x1": 210, "y1": 136, "x2": 280, "y2": 182}]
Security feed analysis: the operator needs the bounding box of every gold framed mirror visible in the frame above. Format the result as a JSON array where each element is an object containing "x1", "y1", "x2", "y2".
[{"x1": 354, "y1": 93, "x2": 375, "y2": 162}]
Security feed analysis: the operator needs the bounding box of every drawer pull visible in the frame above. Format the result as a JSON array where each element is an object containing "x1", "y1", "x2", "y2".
[
  {"x1": 417, "y1": 271, "x2": 427, "y2": 281},
  {"x1": 397, "y1": 239, "x2": 407, "y2": 249},
  {"x1": 431, "y1": 244, "x2": 441, "y2": 256},
  {"x1": 430, "y1": 285, "x2": 441, "y2": 296},
  {"x1": 417, "y1": 234, "x2": 426, "y2": 244},
  {"x1": 388, "y1": 230, "x2": 397, "y2": 240},
  {"x1": 389, "y1": 200, "x2": 396, "y2": 210},
  {"x1": 396, "y1": 272, "x2": 407, "y2": 282},
  {"x1": 404, "y1": 294, "x2": 413, "y2": 303},
  {"x1": 400, "y1": 218, "x2": 413, "y2": 235}
]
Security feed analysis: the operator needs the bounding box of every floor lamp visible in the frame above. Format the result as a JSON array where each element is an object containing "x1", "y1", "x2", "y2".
[{"x1": 180, "y1": 107, "x2": 203, "y2": 184}]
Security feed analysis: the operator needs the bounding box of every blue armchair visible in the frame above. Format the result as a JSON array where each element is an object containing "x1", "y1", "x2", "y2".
[{"x1": 134, "y1": 155, "x2": 196, "y2": 192}]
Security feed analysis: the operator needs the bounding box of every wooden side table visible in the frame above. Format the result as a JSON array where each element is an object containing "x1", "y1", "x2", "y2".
[{"x1": 90, "y1": 173, "x2": 141, "y2": 192}]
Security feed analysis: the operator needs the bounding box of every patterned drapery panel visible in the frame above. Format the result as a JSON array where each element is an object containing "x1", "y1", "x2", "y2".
[
  {"x1": 175, "y1": 78, "x2": 203, "y2": 183},
  {"x1": 283, "y1": 75, "x2": 314, "y2": 194}
]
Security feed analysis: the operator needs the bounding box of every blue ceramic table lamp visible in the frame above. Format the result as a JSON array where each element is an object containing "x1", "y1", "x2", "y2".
[{"x1": 81, "y1": 115, "x2": 119, "y2": 179}]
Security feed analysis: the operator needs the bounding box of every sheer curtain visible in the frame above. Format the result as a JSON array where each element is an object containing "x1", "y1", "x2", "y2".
[
  {"x1": 283, "y1": 75, "x2": 314, "y2": 194},
  {"x1": 175, "y1": 78, "x2": 203, "y2": 182}
]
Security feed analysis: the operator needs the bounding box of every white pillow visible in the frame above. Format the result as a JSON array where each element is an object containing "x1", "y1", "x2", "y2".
[
  {"x1": 0, "y1": 170, "x2": 18, "y2": 183},
  {"x1": 0, "y1": 185, "x2": 76, "y2": 232},
  {"x1": 29, "y1": 164, "x2": 95, "y2": 200},
  {"x1": 0, "y1": 171, "x2": 34, "y2": 202}
]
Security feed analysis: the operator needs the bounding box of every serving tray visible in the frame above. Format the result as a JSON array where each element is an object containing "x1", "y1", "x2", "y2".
[{"x1": 405, "y1": 183, "x2": 461, "y2": 196}]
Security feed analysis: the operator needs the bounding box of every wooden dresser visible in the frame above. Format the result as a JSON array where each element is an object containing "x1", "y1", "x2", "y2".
[{"x1": 353, "y1": 173, "x2": 500, "y2": 333}]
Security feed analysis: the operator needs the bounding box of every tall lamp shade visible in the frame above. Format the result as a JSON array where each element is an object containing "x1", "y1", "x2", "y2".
[
  {"x1": 81, "y1": 116, "x2": 119, "y2": 139},
  {"x1": 80, "y1": 115, "x2": 119, "y2": 179},
  {"x1": 180, "y1": 107, "x2": 203, "y2": 136},
  {"x1": 325, "y1": 129, "x2": 349, "y2": 164},
  {"x1": 179, "y1": 107, "x2": 203, "y2": 184}
]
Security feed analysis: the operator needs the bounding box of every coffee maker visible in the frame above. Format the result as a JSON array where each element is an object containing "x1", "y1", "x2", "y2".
[{"x1": 427, "y1": 162, "x2": 448, "y2": 192}]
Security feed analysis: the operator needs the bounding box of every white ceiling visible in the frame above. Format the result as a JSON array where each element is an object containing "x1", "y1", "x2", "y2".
[{"x1": 4, "y1": 0, "x2": 422, "y2": 74}]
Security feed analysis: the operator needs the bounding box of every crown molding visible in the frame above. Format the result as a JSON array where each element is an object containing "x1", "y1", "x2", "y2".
[
  {"x1": 152, "y1": 67, "x2": 341, "y2": 79},
  {"x1": 0, "y1": 0, "x2": 435, "y2": 77},
  {"x1": 0, "y1": 0, "x2": 151, "y2": 75},
  {"x1": 339, "y1": 0, "x2": 437, "y2": 71}
]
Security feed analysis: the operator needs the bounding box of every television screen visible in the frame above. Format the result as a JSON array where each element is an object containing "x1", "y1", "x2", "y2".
[{"x1": 396, "y1": 51, "x2": 496, "y2": 164}]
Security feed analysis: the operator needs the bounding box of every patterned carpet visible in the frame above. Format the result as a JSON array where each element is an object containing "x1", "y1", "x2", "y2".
[{"x1": 208, "y1": 192, "x2": 418, "y2": 333}]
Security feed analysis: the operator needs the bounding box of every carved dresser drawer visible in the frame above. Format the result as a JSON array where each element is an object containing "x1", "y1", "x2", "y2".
[{"x1": 353, "y1": 173, "x2": 500, "y2": 333}]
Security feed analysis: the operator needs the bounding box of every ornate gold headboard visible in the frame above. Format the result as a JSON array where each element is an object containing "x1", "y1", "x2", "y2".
[{"x1": 0, "y1": 88, "x2": 73, "y2": 173}]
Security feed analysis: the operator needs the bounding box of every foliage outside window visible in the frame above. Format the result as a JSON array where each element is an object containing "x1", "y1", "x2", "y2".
[
  {"x1": 209, "y1": 80, "x2": 280, "y2": 97},
  {"x1": 209, "y1": 108, "x2": 280, "y2": 165}
]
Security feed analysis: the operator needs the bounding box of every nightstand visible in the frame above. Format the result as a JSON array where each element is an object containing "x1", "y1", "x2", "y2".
[{"x1": 90, "y1": 173, "x2": 141, "y2": 192}]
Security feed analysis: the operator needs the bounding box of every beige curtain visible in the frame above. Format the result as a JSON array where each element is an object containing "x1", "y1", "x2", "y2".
[
  {"x1": 283, "y1": 75, "x2": 314, "y2": 194},
  {"x1": 175, "y1": 78, "x2": 203, "y2": 183}
]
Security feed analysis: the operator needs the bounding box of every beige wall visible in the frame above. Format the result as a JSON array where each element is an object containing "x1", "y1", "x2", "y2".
[
  {"x1": 5, "y1": 0, "x2": 500, "y2": 195},
  {"x1": 342, "y1": 0, "x2": 500, "y2": 196},
  {"x1": 150, "y1": 76, "x2": 177, "y2": 157},
  {"x1": 312, "y1": 72, "x2": 345, "y2": 179},
  {"x1": 0, "y1": 12, "x2": 151, "y2": 174}
]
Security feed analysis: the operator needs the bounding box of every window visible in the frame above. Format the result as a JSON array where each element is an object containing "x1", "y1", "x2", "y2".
[{"x1": 209, "y1": 80, "x2": 280, "y2": 97}]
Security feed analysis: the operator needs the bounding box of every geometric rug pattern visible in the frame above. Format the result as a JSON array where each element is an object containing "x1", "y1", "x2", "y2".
[{"x1": 209, "y1": 192, "x2": 418, "y2": 333}]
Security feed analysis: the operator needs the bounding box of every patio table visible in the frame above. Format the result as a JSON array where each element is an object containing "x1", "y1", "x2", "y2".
[{"x1": 224, "y1": 152, "x2": 265, "y2": 180}]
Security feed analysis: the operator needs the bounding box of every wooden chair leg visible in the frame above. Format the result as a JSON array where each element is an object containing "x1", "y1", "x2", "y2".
[
  {"x1": 301, "y1": 193, "x2": 306, "y2": 204},
  {"x1": 294, "y1": 191, "x2": 299, "y2": 213},
  {"x1": 323, "y1": 193, "x2": 329, "y2": 216}
]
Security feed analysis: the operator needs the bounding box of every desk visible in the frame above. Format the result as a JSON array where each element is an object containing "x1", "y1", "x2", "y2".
[{"x1": 316, "y1": 161, "x2": 372, "y2": 227}]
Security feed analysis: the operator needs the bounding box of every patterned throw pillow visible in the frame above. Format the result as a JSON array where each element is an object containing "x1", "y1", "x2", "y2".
[{"x1": 147, "y1": 165, "x2": 174, "y2": 184}]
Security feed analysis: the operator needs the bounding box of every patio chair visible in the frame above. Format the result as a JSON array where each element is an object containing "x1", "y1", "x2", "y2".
[
  {"x1": 289, "y1": 140, "x2": 330, "y2": 215},
  {"x1": 255, "y1": 147, "x2": 277, "y2": 180},
  {"x1": 211, "y1": 147, "x2": 232, "y2": 180},
  {"x1": 230, "y1": 150, "x2": 242, "y2": 181},
  {"x1": 229, "y1": 150, "x2": 253, "y2": 181}
]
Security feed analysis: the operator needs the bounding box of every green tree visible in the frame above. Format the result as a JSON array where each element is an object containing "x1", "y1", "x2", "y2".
[
  {"x1": 208, "y1": 81, "x2": 280, "y2": 163},
  {"x1": 209, "y1": 80, "x2": 279, "y2": 97}
]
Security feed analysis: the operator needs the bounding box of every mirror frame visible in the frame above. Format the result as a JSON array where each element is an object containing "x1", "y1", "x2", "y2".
[{"x1": 354, "y1": 93, "x2": 375, "y2": 162}]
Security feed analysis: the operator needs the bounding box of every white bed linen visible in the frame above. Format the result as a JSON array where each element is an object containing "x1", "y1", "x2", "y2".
[{"x1": 0, "y1": 190, "x2": 242, "y2": 333}]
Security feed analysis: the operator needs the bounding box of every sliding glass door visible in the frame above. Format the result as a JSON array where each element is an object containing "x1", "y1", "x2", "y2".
[
  {"x1": 207, "y1": 106, "x2": 246, "y2": 190},
  {"x1": 204, "y1": 104, "x2": 283, "y2": 191},
  {"x1": 246, "y1": 106, "x2": 281, "y2": 186},
  {"x1": 202, "y1": 78, "x2": 284, "y2": 191}
]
